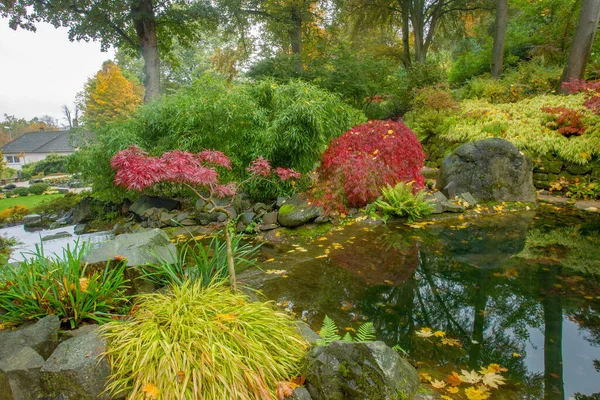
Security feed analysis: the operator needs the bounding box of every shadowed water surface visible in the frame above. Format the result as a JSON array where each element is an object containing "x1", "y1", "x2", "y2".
[{"x1": 240, "y1": 205, "x2": 600, "y2": 399}]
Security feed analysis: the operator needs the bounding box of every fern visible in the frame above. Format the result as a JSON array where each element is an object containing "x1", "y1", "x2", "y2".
[
  {"x1": 317, "y1": 315, "x2": 341, "y2": 345},
  {"x1": 392, "y1": 344, "x2": 407, "y2": 355},
  {"x1": 355, "y1": 322, "x2": 376, "y2": 342},
  {"x1": 374, "y1": 182, "x2": 433, "y2": 222},
  {"x1": 342, "y1": 332, "x2": 354, "y2": 342}
]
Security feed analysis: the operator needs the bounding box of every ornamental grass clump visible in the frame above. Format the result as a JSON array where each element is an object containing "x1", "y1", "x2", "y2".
[
  {"x1": 0, "y1": 242, "x2": 129, "y2": 328},
  {"x1": 101, "y1": 281, "x2": 308, "y2": 400},
  {"x1": 312, "y1": 120, "x2": 426, "y2": 213}
]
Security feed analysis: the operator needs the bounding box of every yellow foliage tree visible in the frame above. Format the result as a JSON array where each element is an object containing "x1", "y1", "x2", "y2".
[{"x1": 81, "y1": 61, "x2": 143, "y2": 129}]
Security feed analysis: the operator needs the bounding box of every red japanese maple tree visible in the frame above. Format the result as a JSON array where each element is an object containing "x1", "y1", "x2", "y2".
[{"x1": 111, "y1": 146, "x2": 300, "y2": 291}]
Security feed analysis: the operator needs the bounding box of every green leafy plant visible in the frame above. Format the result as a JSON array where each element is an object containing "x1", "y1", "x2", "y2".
[
  {"x1": 141, "y1": 231, "x2": 261, "y2": 287},
  {"x1": 566, "y1": 181, "x2": 600, "y2": 200},
  {"x1": 28, "y1": 183, "x2": 50, "y2": 195},
  {"x1": 12, "y1": 187, "x2": 29, "y2": 197},
  {"x1": 373, "y1": 182, "x2": 433, "y2": 222},
  {"x1": 101, "y1": 281, "x2": 307, "y2": 399},
  {"x1": 0, "y1": 242, "x2": 129, "y2": 328},
  {"x1": 317, "y1": 315, "x2": 376, "y2": 345},
  {"x1": 0, "y1": 205, "x2": 30, "y2": 223},
  {"x1": 32, "y1": 193, "x2": 83, "y2": 215}
]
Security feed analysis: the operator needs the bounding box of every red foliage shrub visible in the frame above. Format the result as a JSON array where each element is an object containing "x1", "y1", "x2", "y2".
[
  {"x1": 561, "y1": 79, "x2": 600, "y2": 114},
  {"x1": 312, "y1": 120, "x2": 425, "y2": 213},
  {"x1": 541, "y1": 106, "x2": 587, "y2": 137}
]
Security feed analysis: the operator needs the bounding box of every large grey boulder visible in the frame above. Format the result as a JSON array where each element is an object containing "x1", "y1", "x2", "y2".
[
  {"x1": 72, "y1": 197, "x2": 94, "y2": 224},
  {"x1": 0, "y1": 315, "x2": 60, "y2": 360},
  {"x1": 41, "y1": 331, "x2": 110, "y2": 400},
  {"x1": 22, "y1": 214, "x2": 42, "y2": 229},
  {"x1": 82, "y1": 228, "x2": 176, "y2": 267},
  {"x1": 278, "y1": 195, "x2": 322, "y2": 228},
  {"x1": 304, "y1": 341, "x2": 419, "y2": 400},
  {"x1": 436, "y1": 138, "x2": 537, "y2": 203},
  {"x1": 0, "y1": 347, "x2": 45, "y2": 400},
  {"x1": 130, "y1": 195, "x2": 179, "y2": 219}
]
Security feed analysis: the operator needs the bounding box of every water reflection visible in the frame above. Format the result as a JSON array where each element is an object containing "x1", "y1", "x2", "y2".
[{"x1": 241, "y1": 206, "x2": 600, "y2": 398}]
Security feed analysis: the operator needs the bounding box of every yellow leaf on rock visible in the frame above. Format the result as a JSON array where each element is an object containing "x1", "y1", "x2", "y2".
[{"x1": 142, "y1": 383, "x2": 160, "y2": 399}]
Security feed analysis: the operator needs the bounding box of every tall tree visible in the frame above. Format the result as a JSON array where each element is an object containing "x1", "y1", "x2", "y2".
[
  {"x1": 559, "y1": 0, "x2": 600, "y2": 92},
  {"x1": 0, "y1": 0, "x2": 217, "y2": 102},
  {"x1": 491, "y1": 0, "x2": 508, "y2": 78},
  {"x1": 80, "y1": 61, "x2": 143, "y2": 128}
]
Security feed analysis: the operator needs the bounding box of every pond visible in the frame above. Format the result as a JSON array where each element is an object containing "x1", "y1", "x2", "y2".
[
  {"x1": 0, "y1": 224, "x2": 112, "y2": 263},
  {"x1": 240, "y1": 205, "x2": 600, "y2": 399}
]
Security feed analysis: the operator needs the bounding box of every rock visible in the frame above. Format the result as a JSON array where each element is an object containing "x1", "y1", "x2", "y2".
[
  {"x1": 159, "y1": 211, "x2": 178, "y2": 227},
  {"x1": 458, "y1": 192, "x2": 478, "y2": 207},
  {"x1": 169, "y1": 226, "x2": 212, "y2": 239},
  {"x1": 436, "y1": 138, "x2": 537, "y2": 203},
  {"x1": 278, "y1": 195, "x2": 322, "y2": 228},
  {"x1": 304, "y1": 341, "x2": 419, "y2": 400},
  {"x1": 60, "y1": 324, "x2": 100, "y2": 341},
  {"x1": 74, "y1": 224, "x2": 87, "y2": 235},
  {"x1": 285, "y1": 387, "x2": 312, "y2": 400},
  {"x1": 276, "y1": 197, "x2": 287, "y2": 208},
  {"x1": 240, "y1": 211, "x2": 257, "y2": 226},
  {"x1": 41, "y1": 231, "x2": 72, "y2": 242},
  {"x1": 0, "y1": 315, "x2": 60, "y2": 360},
  {"x1": 262, "y1": 212, "x2": 278, "y2": 225},
  {"x1": 57, "y1": 187, "x2": 70, "y2": 194},
  {"x1": 421, "y1": 167, "x2": 438, "y2": 179},
  {"x1": 72, "y1": 197, "x2": 94, "y2": 224},
  {"x1": 259, "y1": 224, "x2": 279, "y2": 231},
  {"x1": 295, "y1": 321, "x2": 321, "y2": 345},
  {"x1": 574, "y1": 200, "x2": 599, "y2": 213},
  {"x1": 41, "y1": 332, "x2": 110, "y2": 400},
  {"x1": 232, "y1": 193, "x2": 252, "y2": 215},
  {"x1": 0, "y1": 346, "x2": 45, "y2": 400},
  {"x1": 113, "y1": 221, "x2": 135, "y2": 235},
  {"x1": 253, "y1": 203, "x2": 270, "y2": 213},
  {"x1": 82, "y1": 228, "x2": 177, "y2": 267},
  {"x1": 314, "y1": 215, "x2": 330, "y2": 224},
  {"x1": 196, "y1": 212, "x2": 221, "y2": 225},
  {"x1": 566, "y1": 163, "x2": 592, "y2": 175},
  {"x1": 130, "y1": 195, "x2": 179, "y2": 219},
  {"x1": 22, "y1": 214, "x2": 42, "y2": 228},
  {"x1": 441, "y1": 201, "x2": 465, "y2": 213}
]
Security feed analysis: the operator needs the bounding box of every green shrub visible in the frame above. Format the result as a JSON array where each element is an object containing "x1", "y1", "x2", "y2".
[
  {"x1": 101, "y1": 281, "x2": 307, "y2": 399},
  {"x1": 20, "y1": 154, "x2": 70, "y2": 180},
  {"x1": 373, "y1": 182, "x2": 433, "y2": 222},
  {"x1": 0, "y1": 242, "x2": 130, "y2": 328},
  {"x1": 12, "y1": 187, "x2": 29, "y2": 197},
  {"x1": 32, "y1": 193, "x2": 82, "y2": 215},
  {"x1": 141, "y1": 232, "x2": 261, "y2": 287},
  {"x1": 28, "y1": 183, "x2": 50, "y2": 195},
  {"x1": 404, "y1": 84, "x2": 460, "y2": 141}
]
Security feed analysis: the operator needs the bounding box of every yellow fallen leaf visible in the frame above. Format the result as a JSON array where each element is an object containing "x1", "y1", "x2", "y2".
[
  {"x1": 317, "y1": 237, "x2": 328, "y2": 241},
  {"x1": 265, "y1": 258, "x2": 275, "y2": 262},
  {"x1": 433, "y1": 330, "x2": 446, "y2": 338},
  {"x1": 431, "y1": 379, "x2": 446, "y2": 389},
  {"x1": 416, "y1": 327, "x2": 435, "y2": 338},
  {"x1": 446, "y1": 386, "x2": 459, "y2": 393},
  {"x1": 142, "y1": 383, "x2": 160, "y2": 399},
  {"x1": 419, "y1": 372, "x2": 432, "y2": 382},
  {"x1": 479, "y1": 363, "x2": 508, "y2": 375},
  {"x1": 512, "y1": 352, "x2": 522, "y2": 358},
  {"x1": 265, "y1": 269, "x2": 286, "y2": 275},
  {"x1": 216, "y1": 313, "x2": 236, "y2": 321},
  {"x1": 465, "y1": 386, "x2": 490, "y2": 400},
  {"x1": 441, "y1": 338, "x2": 461, "y2": 347},
  {"x1": 482, "y1": 372, "x2": 506, "y2": 389},
  {"x1": 459, "y1": 370, "x2": 482, "y2": 384}
]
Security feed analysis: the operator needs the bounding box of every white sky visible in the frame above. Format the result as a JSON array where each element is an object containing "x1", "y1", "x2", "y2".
[{"x1": 0, "y1": 19, "x2": 114, "y2": 125}]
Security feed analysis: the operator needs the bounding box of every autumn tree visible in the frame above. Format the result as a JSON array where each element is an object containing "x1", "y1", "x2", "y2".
[
  {"x1": 0, "y1": 0, "x2": 217, "y2": 102},
  {"x1": 0, "y1": 114, "x2": 60, "y2": 146},
  {"x1": 81, "y1": 61, "x2": 143, "y2": 129},
  {"x1": 559, "y1": 0, "x2": 600, "y2": 92}
]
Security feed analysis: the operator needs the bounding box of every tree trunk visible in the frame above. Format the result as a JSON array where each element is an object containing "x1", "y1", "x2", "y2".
[
  {"x1": 491, "y1": 0, "x2": 508, "y2": 78},
  {"x1": 289, "y1": 6, "x2": 303, "y2": 72},
  {"x1": 541, "y1": 265, "x2": 564, "y2": 399},
  {"x1": 131, "y1": 0, "x2": 161, "y2": 102},
  {"x1": 400, "y1": 0, "x2": 411, "y2": 68},
  {"x1": 559, "y1": 0, "x2": 600, "y2": 93},
  {"x1": 224, "y1": 224, "x2": 237, "y2": 292}
]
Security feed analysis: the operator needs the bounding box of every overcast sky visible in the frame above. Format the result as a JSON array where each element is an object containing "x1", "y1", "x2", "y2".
[{"x1": 0, "y1": 19, "x2": 114, "y2": 125}]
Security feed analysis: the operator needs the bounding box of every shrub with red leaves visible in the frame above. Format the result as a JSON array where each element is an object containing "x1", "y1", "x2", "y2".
[
  {"x1": 561, "y1": 79, "x2": 600, "y2": 114},
  {"x1": 312, "y1": 120, "x2": 425, "y2": 213},
  {"x1": 541, "y1": 106, "x2": 587, "y2": 137}
]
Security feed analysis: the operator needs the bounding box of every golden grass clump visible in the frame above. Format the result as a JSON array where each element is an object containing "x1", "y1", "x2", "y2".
[{"x1": 101, "y1": 281, "x2": 308, "y2": 400}]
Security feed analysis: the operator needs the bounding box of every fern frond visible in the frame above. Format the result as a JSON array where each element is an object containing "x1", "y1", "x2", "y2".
[
  {"x1": 342, "y1": 332, "x2": 354, "y2": 342},
  {"x1": 356, "y1": 322, "x2": 376, "y2": 342},
  {"x1": 392, "y1": 344, "x2": 407, "y2": 355},
  {"x1": 317, "y1": 315, "x2": 341, "y2": 345}
]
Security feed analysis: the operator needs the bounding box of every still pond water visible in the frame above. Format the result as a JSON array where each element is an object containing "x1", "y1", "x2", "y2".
[{"x1": 241, "y1": 205, "x2": 600, "y2": 399}]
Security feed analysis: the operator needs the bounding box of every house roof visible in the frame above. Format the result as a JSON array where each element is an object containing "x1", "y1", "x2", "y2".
[{"x1": 1, "y1": 130, "x2": 86, "y2": 154}]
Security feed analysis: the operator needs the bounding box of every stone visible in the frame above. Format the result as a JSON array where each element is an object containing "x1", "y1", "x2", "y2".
[
  {"x1": 276, "y1": 197, "x2": 288, "y2": 208},
  {"x1": 143, "y1": 207, "x2": 167, "y2": 221},
  {"x1": 533, "y1": 173, "x2": 548, "y2": 181},
  {"x1": 60, "y1": 324, "x2": 100, "y2": 341},
  {"x1": 74, "y1": 224, "x2": 87, "y2": 235},
  {"x1": 262, "y1": 211, "x2": 278, "y2": 225},
  {"x1": 286, "y1": 387, "x2": 312, "y2": 400},
  {"x1": 0, "y1": 315, "x2": 60, "y2": 360},
  {"x1": 441, "y1": 201, "x2": 465, "y2": 213},
  {"x1": 566, "y1": 163, "x2": 592, "y2": 176},
  {"x1": 159, "y1": 211, "x2": 178, "y2": 227},
  {"x1": 304, "y1": 341, "x2": 419, "y2": 400},
  {"x1": 72, "y1": 197, "x2": 94, "y2": 224},
  {"x1": 130, "y1": 195, "x2": 179, "y2": 219},
  {"x1": 57, "y1": 187, "x2": 70, "y2": 194},
  {"x1": 540, "y1": 160, "x2": 563, "y2": 174},
  {"x1": 22, "y1": 214, "x2": 42, "y2": 228},
  {"x1": 314, "y1": 215, "x2": 330, "y2": 224},
  {"x1": 240, "y1": 211, "x2": 257, "y2": 226},
  {"x1": 436, "y1": 138, "x2": 537, "y2": 203},
  {"x1": 82, "y1": 228, "x2": 177, "y2": 267},
  {"x1": 425, "y1": 192, "x2": 447, "y2": 214},
  {"x1": 0, "y1": 346, "x2": 45, "y2": 400},
  {"x1": 458, "y1": 192, "x2": 478, "y2": 207},
  {"x1": 278, "y1": 195, "x2": 322, "y2": 228},
  {"x1": 259, "y1": 224, "x2": 279, "y2": 231},
  {"x1": 41, "y1": 332, "x2": 110, "y2": 400},
  {"x1": 41, "y1": 231, "x2": 72, "y2": 242},
  {"x1": 296, "y1": 321, "x2": 321, "y2": 345},
  {"x1": 196, "y1": 211, "x2": 221, "y2": 225},
  {"x1": 574, "y1": 200, "x2": 599, "y2": 213},
  {"x1": 232, "y1": 193, "x2": 252, "y2": 215}
]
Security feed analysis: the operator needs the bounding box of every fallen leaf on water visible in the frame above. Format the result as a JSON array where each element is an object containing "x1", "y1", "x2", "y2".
[
  {"x1": 441, "y1": 396, "x2": 454, "y2": 400},
  {"x1": 315, "y1": 254, "x2": 328, "y2": 259},
  {"x1": 459, "y1": 370, "x2": 482, "y2": 384},
  {"x1": 482, "y1": 372, "x2": 506, "y2": 389},
  {"x1": 465, "y1": 386, "x2": 490, "y2": 400},
  {"x1": 479, "y1": 363, "x2": 508, "y2": 375},
  {"x1": 447, "y1": 372, "x2": 462, "y2": 387},
  {"x1": 142, "y1": 383, "x2": 160, "y2": 399},
  {"x1": 418, "y1": 372, "x2": 432, "y2": 382},
  {"x1": 265, "y1": 258, "x2": 275, "y2": 262},
  {"x1": 431, "y1": 379, "x2": 446, "y2": 389},
  {"x1": 446, "y1": 386, "x2": 460, "y2": 393},
  {"x1": 266, "y1": 269, "x2": 286, "y2": 275},
  {"x1": 416, "y1": 327, "x2": 435, "y2": 338},
  {"x1": 433, "y1": 330, "x2": 446, "y2": 338},
  {"x1": 512, "y1": 352, "x2": 522, "y2": 358},
  {"x1": 442, "y1": 338, "x2": 461, "y2": 347},
  {"x1": 384, "y1": 280, "x2": 394, "y2": 285}
]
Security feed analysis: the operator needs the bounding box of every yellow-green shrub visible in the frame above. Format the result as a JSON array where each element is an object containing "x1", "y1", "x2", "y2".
[
  {"x1": 0, "y1": 205, "x2": 30, "y2": 223},
  {"x1": 442, "y1": 94, "x2": 600, "y2": 165},
  {"x1": 101, "y1": 281, "x2": 307, "y2": 399}
]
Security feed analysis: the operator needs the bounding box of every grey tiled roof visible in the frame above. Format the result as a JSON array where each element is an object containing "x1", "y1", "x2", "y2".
[{"x1": 1, "y1": 130, "x2": 83, "y2": 154}]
